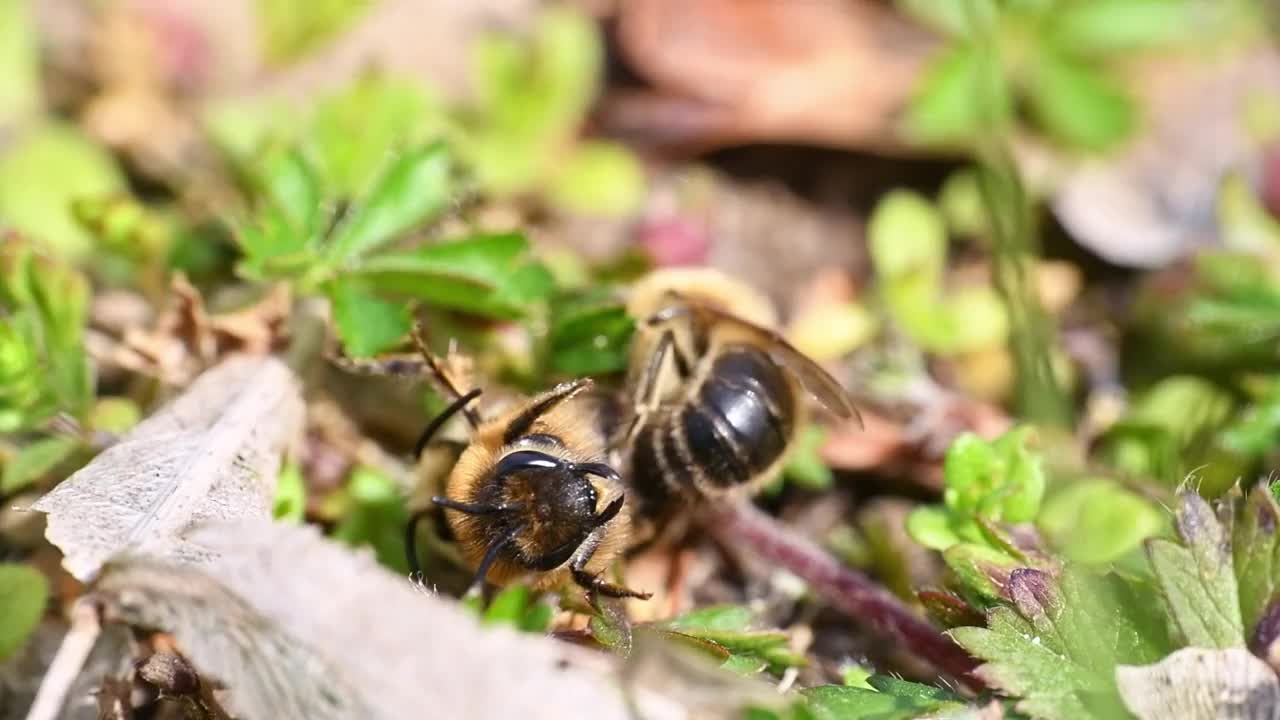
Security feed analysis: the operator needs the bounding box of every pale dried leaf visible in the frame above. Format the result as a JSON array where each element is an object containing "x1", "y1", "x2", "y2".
[
  {"x1": 1116, "y1": 647, "x2": 1280, "y2": 720},
  {"x1": 32, "y1": 355, "x2": 304, "y2": 582},
  {"x1": 94, "y1": 521, "x2": 687, "y2": 720}
]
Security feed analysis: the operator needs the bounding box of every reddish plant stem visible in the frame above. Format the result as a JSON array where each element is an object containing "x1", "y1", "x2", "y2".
[{"x1": 707, "y1": 502, "x2": 983, "y2": 690}]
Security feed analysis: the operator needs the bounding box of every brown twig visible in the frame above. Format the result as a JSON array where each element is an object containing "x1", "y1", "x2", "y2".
[{"x1": 706, "y1": 502, "x2": 983, "y2": 690}]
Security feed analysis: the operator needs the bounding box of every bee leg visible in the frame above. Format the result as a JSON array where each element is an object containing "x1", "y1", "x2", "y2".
[
  {"x1": 623, "y1": 329, "x2": 690, "y2": 441},
  {"x1": 571, "y1": 568, "x2": 652, "y2": 600},
  {"x1": 466, "y1": 524, "x2": 522, "y2": 594}
]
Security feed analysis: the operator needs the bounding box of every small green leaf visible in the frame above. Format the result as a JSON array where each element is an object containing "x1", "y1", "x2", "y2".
[
  {"x1": 331, "y1": 466, "x2": 410, "y2": 573},
  {"x1": 801, "y1": 677, "x2": 966, "y2": 720},
  {"x1": 1147, "y1": 492, "x2": 1243, "y2": 649},
  {"x1": 327, "y1": 142, "x2": 451, "y2": 263},
  {"x1": 257, "y1": 0, "x2": 372, "y2": 63},
  {"x1": 0, "y1": 563, "x2": 48, "y2": 661},
  {"x1": 904, "y1": 43, "x2": 1009, "y2": 145},
  {"x1": 483, "y1": 585, "x2": 531, "y2": 627},
  {"x1": 87, "y1": 397, "x2": 140, "y2": 435},
  {"x1": 942, "y1": 433, "x2": 1000, "y2": 513},
  {"x1": 905, "y1": 506, "x2": 962, "y2": 551},
  {"x1": 938, "y1": 168, "x2": 987, "y2": 238},
  {"x1": 660, "y1": 605, "x2": 752, "y2": 633},
  {"x1": 1025, "y1": 51, "x2": 1134, "y2": 150},
  {"x1": 546, "y1": 292, "x2": 635, "y2": 375},
  {"x1": 254, "y1": 145, "x2": 322, "y2": 243},
  {"x1": 327, "y1": 278, "x2": 411, "y2": 357},
  {"x1": 1039, "y1": 480, "x2": 1165, "y2": 565},
  {"x1": 659, "y1": 605, "x2": 803, "y2": 673},
  {"x1": 1049, "y1": 0, "x2": 1196, "y2": 54},
  {"x1": 355, "y1": 233, "x2": 552, "y2": 318},
  {"x1": 307, "y1": 74, "x2": 445, "y2": 197},
  {"x1": 1233, "y1": 484, "x2": 1280, "y2": 635},
  {"x1": 2, "y1": 435, "x2": 77, "y2": 494},
  {"x1": 272, "y1": 462, "x2": 306, "y2": 523},
  {"x1": 939, "y1": 285, "x2": 1008, "y2": 352},
  {"x1": 519, "y1": 599, "x2": 554, "y2": 633},
  {"x1": 783, "y1": 425, "x2": 834, "y2": 490},
  {"x1": 895, "y1": 0, "x2": 998, "y2": 36},
  {"x1": 868, "y1": 190, "x2": 947, "y2": 284},
  {"x1": 549, "y1": 141, "x2": 646, "y2": 216}
]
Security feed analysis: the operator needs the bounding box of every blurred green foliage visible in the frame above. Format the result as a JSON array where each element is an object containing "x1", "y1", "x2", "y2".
[
  {"x1": 0, "y1": 563, "x2": 47, "y2": 662},
  {"x1": 899, "y1": 0, "x2": 1212, "y2": 150},
  {"x1": 330, "y1": 466, "x2": 410, "y2": 573},
  {"x1": 0, "y1": 237, "x2": 92, "y2": 432},
  {"x1": 653, "y1": 605, "x2": 807, "y2": 675},
  {"x1": 257, "y1": 0, "x2": 372, "y2": 64},
  {"x1": 868, "y1": 189, "x2": 1009, "y2": 355}
]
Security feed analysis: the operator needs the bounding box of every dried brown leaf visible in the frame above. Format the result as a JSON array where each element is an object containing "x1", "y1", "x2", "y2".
[
  {"x1": 1116, "y1": 647, "x2": 1280, "y2": 720},
  {"x1": 94, "y1": 521, "x2": 685, "y2": 720},
  {"x1": 32, "y1": 355, "x2": 304, "y2": 582}
]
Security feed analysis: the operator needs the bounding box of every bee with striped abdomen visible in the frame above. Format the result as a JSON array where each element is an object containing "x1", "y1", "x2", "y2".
[{"x1": 619, "y1": 268, "x2": 861, "y2": 537}]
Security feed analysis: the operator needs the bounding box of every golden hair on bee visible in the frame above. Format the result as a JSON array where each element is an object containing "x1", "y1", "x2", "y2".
[
  {"x1": 432, "y1": 378, "x2": 645, "y2": 598},
  {"x1": 620, "y1": 268, "x2": 861, "y2": 535}
]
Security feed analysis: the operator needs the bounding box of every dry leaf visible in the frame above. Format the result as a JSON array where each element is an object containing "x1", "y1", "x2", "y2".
[
  {"x1": 1115, "y1": 647, "x2": 1280, "y2": 720},
  {"x1": 94, "y1": 521, "x2": 686, "y2": 720},
  {"x1": 32, "y1": 355, "x2": 304, "y2": 582}
]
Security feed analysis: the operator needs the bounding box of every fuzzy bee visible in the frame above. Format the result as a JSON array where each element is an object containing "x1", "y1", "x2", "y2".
[
  {"x1": 619, "y1": 268, "x2": 861, "y2": 537},
  {"x1": 334, "y1": 327, "x2": 648, "y2": 599}
]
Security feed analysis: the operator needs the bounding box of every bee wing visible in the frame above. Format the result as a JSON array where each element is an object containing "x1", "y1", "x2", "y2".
[{"x1": 688, "y1": 302, "x2": 864, "y2": 427}]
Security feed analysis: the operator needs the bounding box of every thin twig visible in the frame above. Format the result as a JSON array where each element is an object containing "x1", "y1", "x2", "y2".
[
  {"x1": 706, "y1": 502, "x2": 982, "y2": 690},
  {"x1": 25, "y1": 599, "x2": 103, "y2": 720}
]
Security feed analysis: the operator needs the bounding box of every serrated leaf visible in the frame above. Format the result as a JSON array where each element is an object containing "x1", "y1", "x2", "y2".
[
  {"x1": 658, "y1": 605, "x2": 803, "y2": 673},
  {"x1": 950, "y1": 606, "x2": 1093, "y2": 720},
  {"x1": 1234, "y1": 485, "x2": 1280, "y2": 635},
  {"x1": 326, "y1": 143, "x2": 451, "y2": 263},
  {"x1": 0, "y1": 563, "x2": 47, "y2": 662},
  {"x1": 31, "y1": 355, "x2": 304, "y2": 582},
  {"x1": 328, "y1": 278, "x2": 411, "y2": 358},
  {"x1": 2, "y1": 435, "x2": 78, "y2": 494},
  {"x1": 1025, "y1": 51, "x2": 1134, "y2": 150},
  {"x1": 254, "y1": 145, "x2": 322, "y2": 243},
  {"x1": 1116, "y1": 647, "x2": 1280, "y2": 720},
  {"x1": 1146, "y1": 491, "x2": 1243, "y2": 649},
  {"x1": 660, "y1": 605, "x2": 753, "y2": 633}
]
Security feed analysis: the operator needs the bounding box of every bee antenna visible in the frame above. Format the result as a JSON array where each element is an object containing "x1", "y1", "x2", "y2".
[
  {"x1": 412, "y1": 322, "x2": 481, "y2": 429},
  {"x1": 573, "y1": 462, "x2": 623, "y2": 487},
  {"x1": 414, "y1": 387, "x2": 483, "y2": 459}
]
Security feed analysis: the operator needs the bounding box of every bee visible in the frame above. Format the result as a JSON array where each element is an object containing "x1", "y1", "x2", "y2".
[
  {"x1": 337, "y1": 325, "x2": 649, "y2": 599},
  {"x1": 619, "y1": 268, "x2": 861, "y2": 531}
]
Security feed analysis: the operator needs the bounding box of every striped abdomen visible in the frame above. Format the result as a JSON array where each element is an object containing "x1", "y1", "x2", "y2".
[{"x1": 629, "y1": 346, "x2": 798, "y2": 517}]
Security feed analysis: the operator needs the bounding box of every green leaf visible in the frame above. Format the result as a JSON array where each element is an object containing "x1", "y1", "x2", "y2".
[
  {"x1": 783, "y1": 425, "x2": 834, "y2": 491},
  {"x1": 307, "y1": 74, "x2": 445, "y2": 198},
  {"x1": 87, "y1": 397, "x2": 141, "y2": 435},
  {"x1": 904, "y1": 43, "x2": 1009, "y2": 145},
  {"x1": 1233, "y1": 485, "x2": 1280, "y2": 636},
  {"x1": 549, "y1": 141, "x2": 646, "y2": 216},
  {"x1": 867, "y1": 190, "x2": 947, "y2": 284},
  {"x1": 658, "y1": 605, "x2": 804, "y2": 673},
  {"x1": 2, "y1": 435, "x2": 77, "y2": 494},
  {"x1": 0, "y1": 123, "x2": 126, "y2": 259},
  {"x1": 546, "y1": 292, "x2": 635, "y2": 375},
  {"x1": 1039, "y1": 480, "x2": 1166, "y2": 565},
  {"x1": 1049, "y1": 0, "x2": 1196, "y2": 54},
  {"x1": 326, "y1": 142, "x2": 451, "y2": 263},
  {"x1": 1025, "y1": 51, "x2": 1134, "y2": 150},
  {"x1": 939, "y1": 285, "x2": 1009, "y2": 352},
  {"x1": 0, "y1": 563, "x2": 48, "y2": 661},
  {"x1": 943, "y1": 542, "x2": 1020, "y2": 601},
  {"x1": 0, "y1": 0, "x2": 41, "y2": 124},
  {"x1": 519, "y1": 599, "x2": 554, "y2": 633},
  {"x1": 801, "y1": 676, "x2": 967, "y2": 720},
  {"x1": 1147, "y1": 492, "x2": 1243, "y2": 648},
  {"x1": 905, "y1": 506, "x2": 962, "y2": 551},
  {"x1": 254, "y1": 145, "x2": 323, "y2": 243},
  {"x1": 257, "y1": 0, "x2": 372, "y2": 64},
  {"x1": 942, "y1": 433, "x2": 1000, "y2": 513},
  {"x1": 355, "y1": 233, "x2": 553, "y2": 318},
  {"x1": 328, "y1": 277, "x2": 411, "y2": 358},
  {"x1": 272, "y1": 462, "x2": 306, "y2": 523},
  {"x1": 483, "y1": 585, "x2": 531, "y2": 627},
  {"x1": 331, "y1": 466, "x2": 410, "y2": 573}
]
